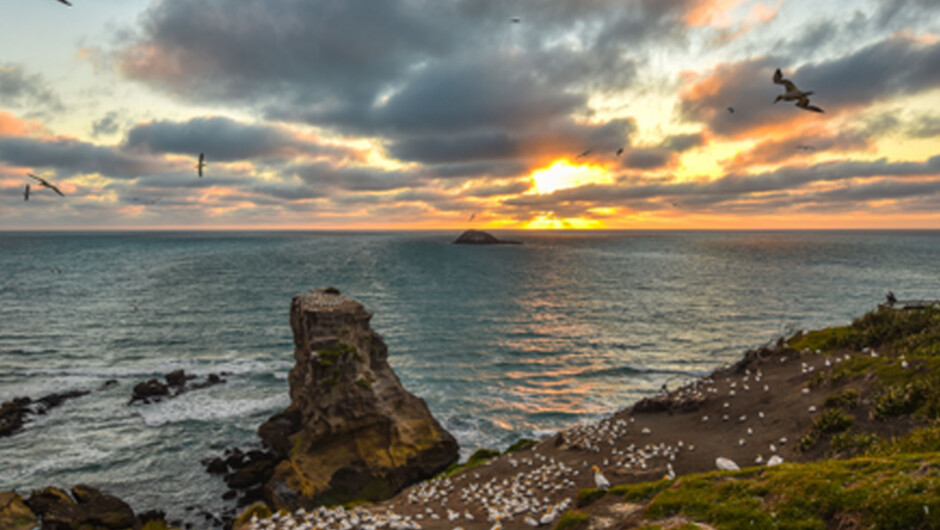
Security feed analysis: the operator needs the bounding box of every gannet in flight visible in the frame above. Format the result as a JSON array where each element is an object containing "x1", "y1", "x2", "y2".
[
  {"x1": 510, "y1": 17, "x2": 521, "y2": 23},
  {"x1": 56, "y1": 0, "x2": 72, "y2": 5},
  {"x1": 196, "y1": 152, "x2": 206, "y2": 177},
  {"x1": 577, "y1": 149, "x2": 592, "y2": 158},
  {"x1": 27, "y1": 173, "x2": 65, "y2": 196},
  {"x1": 24, "y1": 184, "x2": 30, "y2": 201},
  {"x1": 773, "y1": 68, "x2": 824, "y2": 113},
  {"x1": 616, "y1": 147, "x2": 624, "y2": 156}
]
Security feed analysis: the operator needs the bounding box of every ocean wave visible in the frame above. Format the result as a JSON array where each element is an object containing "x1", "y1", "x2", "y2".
[
  {"x1": 577, "y1": 364, "x2": 707, "y2": 379},
  {"x1": 135, "y1": 394, "x2": 289, "y2": 427},
  {"x1": 3, "y1": 347, "x2": 58, "y2": 355}
]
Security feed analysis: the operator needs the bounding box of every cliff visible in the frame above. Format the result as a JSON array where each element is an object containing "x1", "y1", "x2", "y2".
[{"x1": 257, "y1": 288, "x2": 459, "y2": 509}]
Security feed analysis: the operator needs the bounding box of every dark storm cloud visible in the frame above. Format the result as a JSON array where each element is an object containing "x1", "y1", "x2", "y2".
[
  {"x1": 389, "y1": 118, "x2": 634, "y2": 164},
  {"x1": 877, "y1": 0, "x2": 940, "y2": 28},
  {"x1": 680, "y1": 35, "x2": 940, "y2": 137},
  {"x1": 0, "y1": 136, "x2": 171, "y2": 178},
  {"x1": 660, "y1": 133, "x2": 705, "y2": 152},
  {"x1": 124, "y1": 117, "x2": 354, "y2": 162},
  {"x1": 622, "y1": 148, "x2": 674, "y2": 169},
  {"x1": 0, "y1": 63, "x2": 64, "y2": 115},
  {"x1": 295, "y1": 161, "x2": 423, "y2": 192},
  {"x1": 465, "y1": 180, "x2": 531, "y2": 197},
  {"x1": 115, "y1": 0, "x2": 690, "y2": 171}
]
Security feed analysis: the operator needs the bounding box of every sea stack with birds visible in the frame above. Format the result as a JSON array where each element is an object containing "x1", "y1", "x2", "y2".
[
  {"x1": 453, "y1": 229, "x2": 521, "y2": 245},
  {"x1": 255, "y1": 288, "x2": 459, "y2": 510}
]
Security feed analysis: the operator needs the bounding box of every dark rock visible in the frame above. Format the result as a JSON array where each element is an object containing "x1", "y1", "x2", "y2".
[
  {"x1": 238, "y1": 487, "x2": 265, "y2": 508},
  {"x1": 0, "y1": 397, "x2": 31, "y2": 438},
  {"x1": 2, "y1": 390, "x2": 90, "y2": 438},
  {"x1": 138, "y1": 509, "x2": 167, "y2": 524},
  {"x1": 24, "y1": 487, "x2": 74, "y2": 516},
  {"x1": 79, "y1": 492, "x2": 139, "y2": 529},
  {"x1": 100, "y1": 379, "x2": 119, "y2": 390},
  {"x1": 225, "y1": 449, "x2": 246, "y2": 470},
  {"x1": 71, "y1": 483, "x2": 102, "y2": 504},
  {"x1": 166, "y1": 369, "x2": 188, "y2": 387},
  {"x1": 130, "y1": 379, "x2": 169, "y2": 404},
  {"x1": 222, "y1": 490, "x2": 237, "y2": 500},
  {"x1": 205, "y1": 457, "x2": 228, "y2": 474},
  {"x1": 258, "y1": 408, "x2": 301, "y2": 458},
  {"x1": 225, "y1": 458, "x2": 275, "y2": 489},
  {"x1": 453, "y1": 229, "x2": 521, "y2": 245}
]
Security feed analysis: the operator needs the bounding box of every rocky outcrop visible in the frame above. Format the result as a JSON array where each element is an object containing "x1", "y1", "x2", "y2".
[
  {"x1": 129, "y1": 369, "x2": 226, "y2": 404},
  {"x1": 0, "y1": 491, "x2": 37, "y2": 530},
  {"x1": 256, "y1": 288, "x2": 459, "y2": 509},
  {"x1": 453, "y1": 229, "x2": 521, "y2": 245},
  {"x1": 1, "y1": 390, "x2": 90, "y2": 438},
  {"x1": 22, "y1": 485, "x2": 140, "y2": 530}
]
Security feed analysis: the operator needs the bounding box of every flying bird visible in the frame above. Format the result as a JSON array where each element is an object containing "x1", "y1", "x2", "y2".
[
  {"x1": 773, "y1": 68, "x2": 824, "y2": 113},
  {"x1": 24, "y1": 184, "x2": 30, "y2": 201},
  {"x1": 468, "y1": 212, "x2": 476, "y2": 222},
  {"x1": 727, "y1": 106, "x2": 735, "y2": 113},
  {"x1": 616, "y1": 147, "x2": 624, "y2": 156},
  {"x1": 196, "y1": 152, "x2": 206, "y2": 177},
  {"x1": 27, "y1": 174, "x2": 65, "y2": 197},
  {"x1": 576, "y1": 149, "x2": 592, "y2": 158},
  {"x1": 796, "y1": 144, "x2": 817, "y2": 151},
  {"x1": 510, "y1": 17, "x2": 521, "y2": 23},
  {"x1": 55, "y1": 0, "x2": 72, "y2": 5}
]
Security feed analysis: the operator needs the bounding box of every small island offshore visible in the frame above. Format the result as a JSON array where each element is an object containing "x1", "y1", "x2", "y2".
[
  {"x1": 453, "y1": 230, "x2": 521, "y2": 245},
  {"x1": 2, "y1": 292, "x2": 939, "y2": 529}
]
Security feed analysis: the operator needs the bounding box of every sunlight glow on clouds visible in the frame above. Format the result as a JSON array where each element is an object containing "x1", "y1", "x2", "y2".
[{"x1": 0, "y1": 0, "x2": 938, "y2": 230}]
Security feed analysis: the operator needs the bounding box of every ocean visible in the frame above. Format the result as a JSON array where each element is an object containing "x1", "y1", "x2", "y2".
[{"x1": 1, "y1": 230, "x2": 938, "y2": 521}]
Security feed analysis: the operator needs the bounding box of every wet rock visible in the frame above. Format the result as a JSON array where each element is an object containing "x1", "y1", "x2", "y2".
[
  {"x1": 165, "y1": 369, "x2": 189, "y2": 388},
  {"x1": 1, "y1": 390, "x2": 90, "y2": 438},
  {"x1": 0, "y1": 491, "x2": 38, "y2": 530},
  {"x1": 100, "y1": 379, "x2": 119, "y2": 390},
  {"x1": 130, "y1": 379, "x2": 169, "y2": 404},
  {"x1": 205, "y1": 457, "x2": 228, "y2": 474}
]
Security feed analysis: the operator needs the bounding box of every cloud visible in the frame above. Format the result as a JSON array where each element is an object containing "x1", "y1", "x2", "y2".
[
  {"x1": 124, "y1": 116, "x2": 356, "y2": 162},
  {"x1": 723, "y1": 130, "x2": 872, "y2": 169},
  {"x1": 0, "y1": 63, "x2": 64, "y2": 116},
  {"x1": 679, "y1": 34, "x2": 940, "y2": 137},
  {"x1": 91, "y1": 112, "x2": 123, "y2": 138},
  {"x1": 0, "y1": 136, "x2": 172, "y2": 179},
  {"x1": 295, "y1": 161, "x2": 424, "y2": 192}
]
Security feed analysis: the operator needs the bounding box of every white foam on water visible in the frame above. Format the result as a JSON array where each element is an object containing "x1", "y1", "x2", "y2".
[{"x1": 136, "y1": 393, "x2": 290, "y2": 427}]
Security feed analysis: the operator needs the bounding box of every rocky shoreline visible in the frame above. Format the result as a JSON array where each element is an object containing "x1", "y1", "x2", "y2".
[{"x1": 4, "y1": 295, "x2": 939, "y2": 529}]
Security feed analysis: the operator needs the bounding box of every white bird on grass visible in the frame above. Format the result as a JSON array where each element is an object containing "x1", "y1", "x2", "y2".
[{"x1": 716, "y1": 457, "x2": 740, "y2": 471}]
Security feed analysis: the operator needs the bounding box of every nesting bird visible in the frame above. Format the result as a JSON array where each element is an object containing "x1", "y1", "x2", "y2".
[
  {"x1": 715, "y1": 457, "x2": 740, "y2": 471},
  {"x1": 591, "y1": 465, "x2": 610, "y2": 490}
]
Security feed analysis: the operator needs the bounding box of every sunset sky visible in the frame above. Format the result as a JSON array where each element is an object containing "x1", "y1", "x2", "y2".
[{"x1": 1, "y1": 0, "x2": 939, "y2": 230}]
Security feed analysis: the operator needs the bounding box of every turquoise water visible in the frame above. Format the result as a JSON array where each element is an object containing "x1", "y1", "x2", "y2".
[{"x1": 1, "y1": 230, "x2": 939, "y2": 520}]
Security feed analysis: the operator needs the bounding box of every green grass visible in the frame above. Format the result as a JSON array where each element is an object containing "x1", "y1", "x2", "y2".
[
  {"x1": 824, "y1": 388, "x2": 860, "y2": 409},
  {"x1": 505, "y1": 438, "x2": 537, "y2": 453},
  {"x1": 639, "y1": 455, "x2": 940, "y2": 529},
  {"x1": 576, "y1": 488, "x2": 606, "y2": 507},
  {"x1": 554, "y1": 510, "x2": 590, "y2": 530},
  {"x1": 610, "y1": 478, "x2": 673, "y2": 503}
]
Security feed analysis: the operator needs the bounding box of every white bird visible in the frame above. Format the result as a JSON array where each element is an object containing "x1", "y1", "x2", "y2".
[
  {"x1": 591, "y1": 465, "x2": 610, "y2": 490},
  {"x1": 716, "y1": 457, "x2": 740, "y2": 471},
  {"x1": 773, "y1": 68, "x2": 824, "y2": 113},
  {"x1": 767, "y1": 455, "x2": 784, "y2": 467}
]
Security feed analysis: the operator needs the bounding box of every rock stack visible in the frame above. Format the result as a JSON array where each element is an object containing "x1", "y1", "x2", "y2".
[{"x1": 257, "y1": 288, "x2": 458, "y2": 509}]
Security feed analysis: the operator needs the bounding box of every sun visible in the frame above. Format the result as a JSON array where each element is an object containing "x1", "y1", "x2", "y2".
[{"x1": 529, "y1": 159, "x2": 612, "y2": 195}]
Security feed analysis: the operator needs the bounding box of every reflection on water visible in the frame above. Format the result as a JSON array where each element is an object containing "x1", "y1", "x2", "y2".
[{"x1": 1, "y1": 230, "x2": 939, "y2": 519}]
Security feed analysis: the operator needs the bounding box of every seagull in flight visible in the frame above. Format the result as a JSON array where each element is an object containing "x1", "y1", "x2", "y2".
[
  {"x1": 773, "y1": 68, "x2": 824, "y2": 113},
  {"x1": 24, "y1": 185, "x2": 30, "y2": 201},
  {"x1": 196, "y1": 152, "x2": 206, "y2": 177},
  {"x1": 27, "y1": 173, "x2": 65, "y2": 196}
]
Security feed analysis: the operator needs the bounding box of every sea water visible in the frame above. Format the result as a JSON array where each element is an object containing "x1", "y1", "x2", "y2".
[{"x1": 1, "y1": 230, "x2": 938, "y2": 520}]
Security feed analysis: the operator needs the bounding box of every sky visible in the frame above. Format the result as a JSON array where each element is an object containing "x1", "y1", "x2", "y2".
[{"x1": 1, "y1": 0, "x2": 939, "y2": 230}]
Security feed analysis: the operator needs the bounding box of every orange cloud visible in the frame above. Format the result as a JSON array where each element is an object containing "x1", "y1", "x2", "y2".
[{"x1": 0, "y1": 111, "x2": 42, "y2": 137}]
